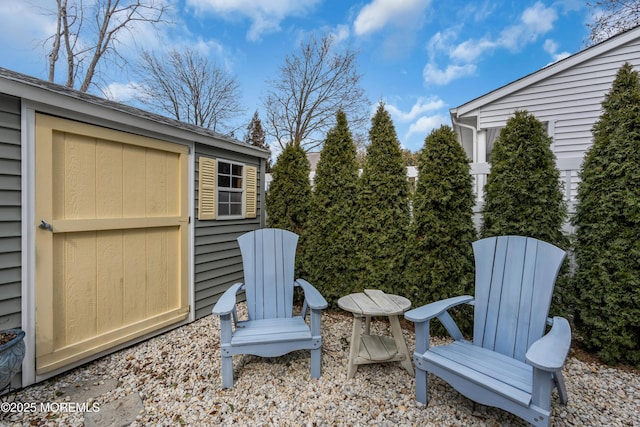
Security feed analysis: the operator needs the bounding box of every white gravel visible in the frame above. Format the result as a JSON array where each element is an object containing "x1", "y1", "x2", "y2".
[{"x1": 2, "y1": 303, "x2": 639, "y2": 426}]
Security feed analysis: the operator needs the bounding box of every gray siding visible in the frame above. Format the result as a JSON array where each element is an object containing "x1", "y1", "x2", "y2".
[
  {"x1": 478, "y1": 38, "x2": 640, "y2": 160},
  {"x1": 0, "y1": 93, "x2": 21, "y2": 330},
  {"x1": 193, "y1": 146, "x2": 264, "y2": 319}
]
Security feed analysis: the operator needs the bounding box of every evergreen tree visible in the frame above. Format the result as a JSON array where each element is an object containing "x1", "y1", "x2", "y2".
[
  {"x1": 481, "y1": 110, "x2": 567, "y2": 248},
  {"x1": 245, "y1": 110, "x2": 272, "y2": 170},
  {"x1": 480, "y1": 111, "x2": 569, "y2": 319},
  {"x1": 405, "y1": 126, "x2": 476, "y2": 325},
  {"x1": 266, "y1": 143, "x2": 311, "y2": 236},
  {"x1": 572, "y1": 62, "x2": 640, "y2": 366},
  {"x1": 301, "y1": 111, "x2": 359, "y2": 305},
  {"x1": 354, "y1": 103, "x2": 410, "y2": 295}
]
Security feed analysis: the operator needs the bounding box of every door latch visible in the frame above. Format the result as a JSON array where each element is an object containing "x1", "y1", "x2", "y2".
[{"x1": 39, "y1": 220, "x2": 53, "y2": 232}]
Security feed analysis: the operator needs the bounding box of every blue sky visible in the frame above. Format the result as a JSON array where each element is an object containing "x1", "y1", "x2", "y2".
[{"x1": 0, "y1": 0, "x2": 592, "y2": 152}]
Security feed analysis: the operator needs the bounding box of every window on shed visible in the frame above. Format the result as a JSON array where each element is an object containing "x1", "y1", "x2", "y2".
[{"x1": 198, "y1": 157, "x2": 257, "y2": 220}]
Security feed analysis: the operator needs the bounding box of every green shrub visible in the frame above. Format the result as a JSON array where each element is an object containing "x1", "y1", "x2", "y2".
[
  {"x1": 266, "y1": 143, "x2": 312, "y2": 236},
  {"x1": 572, "y1": 62, "x2": 640, "y2": 367},
  {"x1": 354, "y1": 103, "x2": 410, "y2": 295},
  {"x1": 480, "y1": 110, "x2": 570, "y2": 319},
  {"x1": 405, "y1": 126, "x2": 476, "y2": 333},
  {"x1": 481, "y1": 110, "x2": 567, "y2": 247},
  {"x1": 301, "y1": 111, "x2": 359, "y2": 306}
]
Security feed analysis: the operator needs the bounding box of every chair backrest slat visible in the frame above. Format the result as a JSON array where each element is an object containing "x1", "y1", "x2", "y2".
[
  {"x1": 472, "y1": 236, "x2": 566, "y2": 361},
  {"x1": 238, "y1": 228, "x2": 298, "y2": 320}
]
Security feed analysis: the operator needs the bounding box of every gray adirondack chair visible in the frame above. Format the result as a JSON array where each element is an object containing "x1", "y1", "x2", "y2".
[
  {"x1": 212, "y1": 228, "x2": 328, "y2": 388},
  {"x1": 405, "y1": 236, "x2": 571, "y2": 427}
]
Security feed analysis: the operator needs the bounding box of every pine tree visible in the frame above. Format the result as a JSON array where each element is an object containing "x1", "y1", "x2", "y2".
[
  {"x1": 405, "y1": 126, "x2": 476, "y2": 326},
  {"x1": 301, "y1": 111, "x2": 359, "y2": 305},
  {"x1": 481, "y1": 110, "x2": 567, "y2": 249},
  {"x1": 266, "y1": 143, "x2": 311, "y2": 236},
  {"x1": 354, "y1": 103, "x2": 410, "y2": 295},
  {"x1": 480, "y1": 111, "x2": 569, "y2": 319},
  {"x1": 572, "y1": 62, "x2": 640, "y2": 366},
  {"x1": 245, "y1": 110, "x2": 272, "y2": 170}
]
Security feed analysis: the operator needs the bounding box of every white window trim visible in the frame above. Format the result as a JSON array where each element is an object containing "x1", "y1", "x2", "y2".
[{"x1": 216, "y1": 159, "x2": 245, "y2": 220}]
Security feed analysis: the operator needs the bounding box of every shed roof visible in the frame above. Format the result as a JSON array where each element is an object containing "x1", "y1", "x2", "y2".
[
  {"x1": 450, "y1": 25, "x2": 640, "y2": 119},
  {"x1": 0, "y1": 67, "x2": 269, "y2": 159}
]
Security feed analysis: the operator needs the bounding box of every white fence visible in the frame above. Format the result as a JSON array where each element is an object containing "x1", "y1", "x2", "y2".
[{"x1": 470, "y1": 156, "x2": 584, "y2": 214}]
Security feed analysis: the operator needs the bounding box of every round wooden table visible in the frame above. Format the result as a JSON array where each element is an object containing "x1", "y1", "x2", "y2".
[{"x1": 337, "y1": 289, "x2": 414, "y2": 378}]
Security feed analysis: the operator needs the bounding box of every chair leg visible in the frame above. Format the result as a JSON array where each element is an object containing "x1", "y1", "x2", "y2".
[
  {"x1": 415, "y1": 367, "x2": 428, "y2": 404},
  {"x1": 221, "y1": 355, "x2": 234, "y2": 388},
  {"x1": 310, "y1": 348, "x2": 321, "y2": 378},
  {"x1": 554, "y1": 370, "x2": 569, "y2": 405}
]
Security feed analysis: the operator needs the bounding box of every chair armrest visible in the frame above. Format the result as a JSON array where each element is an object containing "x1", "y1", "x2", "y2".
[
  {"x1": 404, "y1": 295, "x2": 474, "y2": 323},
  {"x1": 295, "y1": 279, "x2": 328, "y2": 310},
  {"x1": 212, "y1": 283, "x2": 244, "y2": 316},
  {"x1": 526, "y1": 316, "x2": 571, "y2": 371}
]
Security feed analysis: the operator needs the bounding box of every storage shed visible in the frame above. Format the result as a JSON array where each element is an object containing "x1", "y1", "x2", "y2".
[{"x1": 0, "y1": 68, "x2": 269, "y2": 388}]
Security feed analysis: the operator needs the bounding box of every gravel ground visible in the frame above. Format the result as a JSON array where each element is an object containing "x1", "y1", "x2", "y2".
[{"x1": 2, "y1": 303, "x2": 639, "y2": 426}]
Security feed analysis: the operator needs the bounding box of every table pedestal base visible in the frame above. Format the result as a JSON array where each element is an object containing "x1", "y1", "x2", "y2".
[{"x1": 346, "y1": 314, "x2": 415, "y2": 378}]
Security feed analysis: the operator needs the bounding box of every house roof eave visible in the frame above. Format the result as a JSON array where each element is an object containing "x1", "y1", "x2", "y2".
[{"x1": 454, "y1": 25, "x2": 640, "y2": 117}]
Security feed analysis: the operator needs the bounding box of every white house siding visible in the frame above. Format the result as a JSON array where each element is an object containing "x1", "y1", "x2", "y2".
[
  {"x1": 454, "y1": 30, "x2": 640, "y2": 208},
  {"x1": 479, "y1": 38, "x2": 640, "y2": 160}
]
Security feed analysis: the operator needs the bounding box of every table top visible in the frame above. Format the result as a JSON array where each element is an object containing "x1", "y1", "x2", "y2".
[{"x1": 337, "y1": 289, "x2": 411, "y2": 316}]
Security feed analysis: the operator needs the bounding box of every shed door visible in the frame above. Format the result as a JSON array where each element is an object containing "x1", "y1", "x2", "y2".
[{"x1": 35, "y1": 114, "x2": 189, "y2": 374}]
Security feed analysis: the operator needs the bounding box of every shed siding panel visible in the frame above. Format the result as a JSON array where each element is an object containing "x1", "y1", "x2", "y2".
[
  {"x1": 193, "y1": 146, "x2": 264, "y2": 318},
  {"x1": 478, "y1": 38, "x2": 640, "y2": 159},
  {"x1": 0, "y1": 93, "x2": 21, "y2": 329}
]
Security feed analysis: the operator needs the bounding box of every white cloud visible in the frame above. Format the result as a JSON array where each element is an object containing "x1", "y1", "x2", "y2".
[
  {"x1": 0, "y1": 1, "x2": 57, "y2": 68},
  {"x1": 460, "y1": 0, "x2": 497, "y2": 23},
  {"x1": 386, "y1": 97, "x2": 445, "y2": 122},
  {"x1": 543, "y1": 38, "x2": 559, "y2": 54},
  {"x1": 499, "y1": 2, "x2": 558, "y2": 51},
  {"x1": 423, "y1": 63, "x2": 476, "y2": 85},
  {"x1": 449, "y1": 2, "x2": 558, "y2": 62},
  {"x1": 331, "y1": 24, "x2": 351, "y2": 44},
  {"x1": 102, "y1": 82, "x2": 139, "y2": 102},
  {"x1": 405, "y1": 114, "x2": 449, "y2": 139},
  {"x1": 425, "y1": 2, "x2": 559, "y2": 86},
  {"x1": 450, "y1": 38, "x2": 497, "y2": 63},
  {"x1": 543, "y1": 39, "x2": 571, "y2": 64},
  {"x1": 521, "y1": 2, "x2": 557, "y2": 34},
  {"x1": 427, "y1": 29, "x2": 460, "y2": 58},
  {"x1": 0, "y1": 1, "x2": 56, "y2": 40},
  {"x1": 353, "y1": 0, "x2": 431, "y2": 36},
  {"x1": 187, "y1": 0, "x2": 321, "y2": 41}
]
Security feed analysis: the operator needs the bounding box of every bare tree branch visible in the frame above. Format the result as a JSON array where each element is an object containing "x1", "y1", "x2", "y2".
[
  {"x1": 45, "y1": 0, "x2": 169, "y2": 92},
  {"x1": 263, "y1": 33, "x2": 370, "y2": 151},
  {"x1": 134, "y1": 48, "x2": 245, "y2": 134},
  {"x1": 587, "y1": 0, "x2": 640, "y2": 45},
  {"x1": 49, "y1": 0, "x2": 65, "y2": 82}
]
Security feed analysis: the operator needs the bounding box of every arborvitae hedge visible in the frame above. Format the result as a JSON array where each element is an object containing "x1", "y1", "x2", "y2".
[
  {"x1": 354, "y1": 103, "x2": 410, "y2": 295},
  {"x1": 301, "y1": 111, "x2": 359, "y2": 306},
  {"x1": 480, "y1": 111, "x2": 569, "y2": 318},
  {"x1": 572, "y1": 63, "x2": 640, "y2": 367},
  {"x1": 481, "y1": 111, "x2": 573, "y2": 317},
  {"x1": 481, "y1": 110, "x2": 567, "y2": 248},
  {"x1": 405, "y1": 126, "x2": 476, "y2": 334},
  {"x1": 266, "y1": 143, "x2": 312, "y2": 236}
]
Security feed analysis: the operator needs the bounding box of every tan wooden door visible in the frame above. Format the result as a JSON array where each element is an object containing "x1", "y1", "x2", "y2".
[{"x1": 35, "y1": 114, "x2": 189, "y2": 374}]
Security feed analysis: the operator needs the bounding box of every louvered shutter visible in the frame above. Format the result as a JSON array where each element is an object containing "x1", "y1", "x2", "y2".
[
  {"x1": 244, "y1": 165, "x2": 257, "y2": 218},
  {"x1": 198, "y1": 157, "x2": 216, "y2": 220}
]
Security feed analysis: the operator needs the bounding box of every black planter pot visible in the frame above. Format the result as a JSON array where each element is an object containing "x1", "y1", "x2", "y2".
[{"x1": 0, "y1": 328, "x2": 25, "y2": 392}]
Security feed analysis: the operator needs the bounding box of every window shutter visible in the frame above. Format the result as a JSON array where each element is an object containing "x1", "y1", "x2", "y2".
[
  {"x1": 198, "y1": 157, "x2": 217, "y2": 220},
  {"x1": 244, "y1": 165, "x2": 257, "y2": 218}
]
